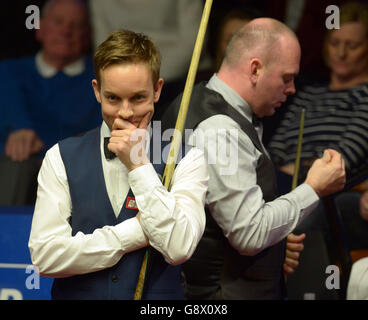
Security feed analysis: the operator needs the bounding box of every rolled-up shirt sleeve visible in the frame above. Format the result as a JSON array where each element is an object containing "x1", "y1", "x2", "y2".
[
  {"x1": 193, "y1": 115, "x2": 319, "y2": 256},
  {"x1": 129, "y1": 147, "x2": 208, "y2": 265}
]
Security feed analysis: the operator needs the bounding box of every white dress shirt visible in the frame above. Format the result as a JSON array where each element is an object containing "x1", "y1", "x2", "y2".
[
  {"x1": 29, "y1": 122, "x2": 208, "y2": 278},
  {"x1": 189, "y1": 74, "x2": 320, "y2": 256}
]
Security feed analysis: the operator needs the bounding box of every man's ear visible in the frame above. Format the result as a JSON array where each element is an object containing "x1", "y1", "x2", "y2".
[
  {"x1": 153, "y1": 78, "x2": 164, "y2": 103},
  {"x1": 92, "y1": 79, "x2": 102, "y2": 103},
  {"x1": 249, "y1": 58, "x2": 262, "y2": 85}
]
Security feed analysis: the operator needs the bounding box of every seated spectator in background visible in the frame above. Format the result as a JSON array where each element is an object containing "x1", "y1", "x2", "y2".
[
  {"x1": 267, "y1": 1, "x2": 368, "y2": 277},
  {"x1": 266, "y1": 0, "x2": 346, "y2": 82},
  {"x1": 211, "y1": 8, "x2": 257, "y2": 72},
  {"x1": 261, "y1": 0, "x2": 346, "y2": 146},
  {"x1": 268, "y1": 1, "x2": 368, "y2": 189},
  {"x1": 0, "y1": 0, "x2": 102, "y2": 205},
  {"x1": 88, "y1": 0, "x2": 211, "y2": 121}
]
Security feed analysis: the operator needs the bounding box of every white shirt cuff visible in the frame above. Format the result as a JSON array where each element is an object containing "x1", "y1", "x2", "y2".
[
  {"x1": 293, "y1": 183, "x2": 320, "y2": 221},
  {"x1": 112, "y1": 217, "x2": 147, "y2": 253},
  {"x1": 128, "y1": 163, "x2": 162, "y2": 196}
]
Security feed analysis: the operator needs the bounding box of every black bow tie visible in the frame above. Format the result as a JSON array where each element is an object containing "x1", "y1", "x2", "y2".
[
  {"x1": 104, "y1": 137, "x2": 116, "y2": 160},
  {"x1": 252, "y1": 114, "x2": 262, "y2": 127}
]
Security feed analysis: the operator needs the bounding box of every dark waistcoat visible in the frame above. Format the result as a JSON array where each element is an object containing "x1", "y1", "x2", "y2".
[
  {"x1": 162, "y1": 82, "x2": 286, "y2": 300},
  {"x1": 52, "y1": 127, "x2": 184, "y2": 300}
]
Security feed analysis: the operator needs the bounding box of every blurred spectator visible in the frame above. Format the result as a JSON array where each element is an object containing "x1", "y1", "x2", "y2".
[
  {"x1": 0, "y1": 0, "x2": 102, "y2": 205},
  {"x1": 211, "y1": 8, "x2": 259, "y2": 71},
  {"x1": 195, "y1": 3, "x2": 267, "y2": 86},
  {"x1": 266, "y1": 3, "x2": 368, "y2": 296},
  {"x1": 268, "y1": 1, "x2": 368, "y2": 188},
  {"x1": 266, "y1": 0, "x2": 346, "y2": 82},
  {"x1": 89, "y1": 0, "x2": 212, "y2": 120},
  {"x1": 262, "y1": 0, "x2": 351, "y2": 145}
]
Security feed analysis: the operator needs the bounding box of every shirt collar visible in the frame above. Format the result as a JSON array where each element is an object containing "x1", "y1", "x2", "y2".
[
  {"x1": 206, "y1": 74, "x2": 253, "y2": 124},
  {"x1": 101, "y1": 121, "x2": 111, "y2": 139},
  {"x1": 35, "y1": 51, "x2": 85, "y2": 78}
]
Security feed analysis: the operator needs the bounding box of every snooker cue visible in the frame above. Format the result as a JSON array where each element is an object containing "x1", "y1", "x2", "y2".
[{"x1": 133, "y1": 0, "x2": 214, "y2": 300}]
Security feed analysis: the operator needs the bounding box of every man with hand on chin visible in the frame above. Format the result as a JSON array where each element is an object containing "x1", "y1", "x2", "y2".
[
  {"x1": 108, "y1": 112, "x2": 152, "y2": 172},
  {"x1": 28, "y1": 30, "x2": 208, "y2": 300}
]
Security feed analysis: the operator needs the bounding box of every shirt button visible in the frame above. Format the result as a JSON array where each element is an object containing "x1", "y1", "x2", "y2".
[{"x1": 112, "y1": 275, "x2": 119, "y2": 283}]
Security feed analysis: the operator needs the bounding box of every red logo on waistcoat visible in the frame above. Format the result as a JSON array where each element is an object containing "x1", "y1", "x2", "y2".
[{"x1": 126, "y1": 196, "x2": 138, "y2": 210}]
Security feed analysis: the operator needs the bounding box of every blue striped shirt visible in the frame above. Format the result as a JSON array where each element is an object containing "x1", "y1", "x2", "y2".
[{"x1": 268, "y1": 82, "x2": 368, "y2": 174}]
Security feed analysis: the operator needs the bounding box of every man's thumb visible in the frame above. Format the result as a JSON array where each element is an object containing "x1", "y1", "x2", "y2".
[{"x1": 322, "y1": 149, "x2": 331, "y2": 163}]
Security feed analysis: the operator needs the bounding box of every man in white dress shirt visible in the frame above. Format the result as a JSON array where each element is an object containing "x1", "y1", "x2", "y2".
[
  {"x1": 28, "y1": 30, "x2": 208, "y2": 299},
  {"x1": 162, "y1": 18, "x2": 346, "y2": 299}
]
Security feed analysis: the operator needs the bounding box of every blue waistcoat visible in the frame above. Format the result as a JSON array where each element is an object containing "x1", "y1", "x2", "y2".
[{"x1": 52, "y1": 127, "x2": 184, "y2": 300}]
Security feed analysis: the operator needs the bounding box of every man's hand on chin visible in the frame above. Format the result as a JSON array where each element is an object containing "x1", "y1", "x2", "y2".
[{"x1": 108, "y1": 112, "x2": 151, "y2": 171}]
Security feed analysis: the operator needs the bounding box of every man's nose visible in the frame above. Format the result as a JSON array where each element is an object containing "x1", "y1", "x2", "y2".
[
  {"x1": 118, "y1": 101, "x2": 134, "y2": 119},
  {"x1": 337, "y1": 43, "x2": 347, "y2": 59},
  {"x1": 59, "y1": 21, "x2": 75, "y2": 37},
  {"x1": 285, "y1": 81, "x2": 296, "y2": 95}
]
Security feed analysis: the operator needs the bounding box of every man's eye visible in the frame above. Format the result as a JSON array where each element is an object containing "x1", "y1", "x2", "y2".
[
  {"x1": 107, "y1": 95, "x2": 117, "y2": 102},
  {"x1": 53, "y1": 17, "x2": 64, "y2": 26},
  {"x1": 329, "y1": 39, "x2": 339, "y2": 47},
  {"x1": 283, "y1": 76, "x2": 293, "y2": 84},
  {"x1": 134, "y1": 95, "x2": 145, "y2": 102},
  {"x1": 347, "y1": 42, "x2": 360, "y2": 50}
]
